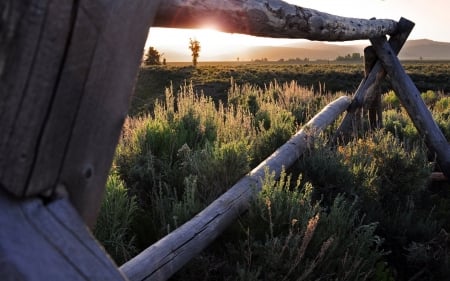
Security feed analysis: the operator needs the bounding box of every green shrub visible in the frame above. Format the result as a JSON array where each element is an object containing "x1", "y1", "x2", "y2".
[
  {"x1": 382, "y1": 90, "x2": 400, "y2": 110},
  {"x1": 337, "y1": 131, "x2": 444, "y2": 280},
  {"x1": 347, "y1": 132, "x2": 430, "y2": 208},
  {"x1": 421, "y1": 90, "x2": 439, "y2": 108},
  {"x1": 433, "y1": 97, "x2": 450, "y2": 140},
  {"x1": 298, "y1": 137, "x2": 357, "y2": 205},
  {"x1": 179, "y1": 141, "x2": 251, "y2": 203},
  {"x1": 383, "y1": 109, "x2": 419, "y2": 143},
  {"x1": 227, "y1": 170, "x2": 385, "y2": 281},
  {"x1": 94, "y1": 172, "x2": 138, "y2": 265},
  {"x1": 435, "y1": 96, "x2": 450, "y2": 113}
]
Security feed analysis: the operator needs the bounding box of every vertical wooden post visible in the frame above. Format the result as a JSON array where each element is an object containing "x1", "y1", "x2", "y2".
[
  {"x1": 0, "y1": 0, "x2": 161, "y2": 227},
  {"x1": 335, "y1": 18, "x2": 414, "y2": 140},
  {"x1": 370, "y1": 36, "x2": 450, "y2": 178},
  {"x1": 363, "y1": 46, "x2": 383, "y2": 129},
  {"x1": 1, "y1": 0, "x2": 161, "y2": 279}
]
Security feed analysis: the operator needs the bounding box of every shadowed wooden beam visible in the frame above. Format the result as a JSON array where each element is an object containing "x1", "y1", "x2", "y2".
[
  {"x1": 0, "y1": 0, "x2": 162, "y2": 227},
  {"x1": 334, "y1": 18, "x2": 414, "y2": 140},
  {"x1": 370, "y1": 36, "x2": 450, "y2": 179},
  {"x1": 363, "y1": 46, "x2": 383, "y2": 129},
  {"x1": 1, "y1": 0, "x2": 163, "y2": 279},
  {"x1": 0, "y1": 188, "x2": 128, "y2": 280},
  {"x1": 120, "y1": 96, "x2": 351, "y2": 281},
  {"x1": 154, "y1": 0, "x2": 398, "y2": 41}
]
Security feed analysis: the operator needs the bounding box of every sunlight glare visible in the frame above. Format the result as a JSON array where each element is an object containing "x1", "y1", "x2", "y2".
[{"x1": 146, "y1": 27, "x2": 302, "y2": 61}]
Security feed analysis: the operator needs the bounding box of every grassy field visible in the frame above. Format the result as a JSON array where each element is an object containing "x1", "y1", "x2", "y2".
[
  {"x1": 96, "y1": 61, "x2": 450, "y2": 280},
  {"x1": 131, "y1": 60, "x2": 450, "y2": 115}
]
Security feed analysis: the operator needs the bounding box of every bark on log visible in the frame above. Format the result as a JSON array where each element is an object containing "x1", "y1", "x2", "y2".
[
  {"x1": 120, "y1": 96, "x2": 351, "y2": 281},
  {"x1": 334, "y1": 18, "x2": 414, "y2": 140},
  {"x1": 155, "y1": 0, "x2": 398, "y2": 41},
  {"x1": 370, "y1": 36, "x2": 450, "y2": 179}
]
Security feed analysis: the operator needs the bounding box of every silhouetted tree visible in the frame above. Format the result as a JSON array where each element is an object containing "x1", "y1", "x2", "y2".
[
  {"x1": 144, "y1": 47, "x2": 162, "y2": 65},
  {"x1": 189, "y1": 38, "x2": 201, "y2": 66}
]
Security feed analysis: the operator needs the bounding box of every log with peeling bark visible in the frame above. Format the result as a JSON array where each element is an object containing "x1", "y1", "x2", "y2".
[
  {"x1": 120, "y1": 96, "x2": 351, "y2": 281},
  {"x1": 370, "y1": 36, "x2": 450, "y2": 179},
  {"x1": 155, "y1": 0, "x2": 398, "y2": 41}
]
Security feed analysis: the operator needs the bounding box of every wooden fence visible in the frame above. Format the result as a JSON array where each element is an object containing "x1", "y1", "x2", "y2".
[{"x1": 1, "y1": 0, "x2": 448, "y2": 280}]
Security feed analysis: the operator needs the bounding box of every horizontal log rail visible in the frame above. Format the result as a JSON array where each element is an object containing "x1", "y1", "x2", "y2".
[
  {"x1": 121, "y1": 96, "x2": 351, "y2": 281},
  {"x1": 155, "y1": 0, "x2": 398, "y2": 41}
]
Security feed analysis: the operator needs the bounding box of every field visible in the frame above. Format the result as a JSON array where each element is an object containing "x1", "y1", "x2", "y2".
[
  {"x1": 96, "y1": 61, "x2": 450, "y2": 280},
  {"x1": 131, "y1": 61, "x2": 450, "y2": 115}
]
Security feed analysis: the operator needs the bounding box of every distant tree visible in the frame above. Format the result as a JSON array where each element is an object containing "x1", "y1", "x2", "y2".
[
  {"x1": 336, "y1": 52, "x2": 362, "y2": 61},
  {"x1": 144, "y1": 47, "x2": 162, "y2": 65},
  {"x1": 351, "y1": 52, "x2": 362, "y2": 60},
  {"x1": 189, "y1": 38, "x2": 201, "y2": 66}
]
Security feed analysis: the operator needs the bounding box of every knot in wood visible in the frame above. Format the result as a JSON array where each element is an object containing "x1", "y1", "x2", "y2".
[{"x1": 83, "y1": 165, "x2": 94, "y2": 179}]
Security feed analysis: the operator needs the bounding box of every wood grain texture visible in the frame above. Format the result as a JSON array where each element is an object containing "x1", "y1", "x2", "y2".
[
  {"x1": 56, "y1": 0, "x2": 162, "y2": 227},
  {"x1": 120, "y1": 96, "x2": 351, "y2": 281},
  {"x1": 155, "y1": 0, "x2": 398, "y2": 41},
  {"x1": 363, "y1": 46, "x2": 383, "y2": 129},
  {"x1": 0, "y1": 0, "x2": 162, "y2": 227},
  {"x1": 334, "y1": 18, "x2": 415, "y2": 140},
  {"x1": 370, "y1": 36, "x2": 450, "y2": 178},
  {"x1": 0, "y1": 0, "x2": 73, "y2": 196},
  {"x1": 0, "y1": 189, "x2": 127, "y2": 280}
]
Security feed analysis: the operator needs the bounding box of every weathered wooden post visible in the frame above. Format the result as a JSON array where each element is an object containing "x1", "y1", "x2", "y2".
[
  {"x1": 363, "y1": 46, "x2": 383, "y2": 129},
  {"x1": 370, "y1": 36, "x2": 450, "y2": 178},
  {"x1": 335, "y1": 18, "x2": 415, "y2": 140},
  {"x1": 0, "y1": 0, "x2": 162, "y2": 279}
]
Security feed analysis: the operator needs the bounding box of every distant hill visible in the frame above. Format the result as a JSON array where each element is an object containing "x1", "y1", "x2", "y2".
[
  {"x1": 240, "y1": 43, "x2": 363, "y2": 61},
  {"x1": 240, "y1": 39, "x2": 450, "y2": 61},
  {"x1": 158, "y1": 39, "x2": 450, "y2": 62},
  {"x1": 399, "y1": 39, "x2": 450, "y2": 60}
]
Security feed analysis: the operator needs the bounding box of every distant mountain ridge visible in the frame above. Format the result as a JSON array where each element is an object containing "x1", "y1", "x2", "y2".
[{"x1": 242, "y1": 39, "x2": 450, "y2": 61}]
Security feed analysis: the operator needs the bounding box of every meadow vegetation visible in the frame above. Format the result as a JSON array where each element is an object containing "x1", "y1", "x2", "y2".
[
  {"x1": 132, "y1": 61, "x2": 450, "y2": 115},
  {"x1": 96, "y1": 62, "x2": 450, "y2": 280}
]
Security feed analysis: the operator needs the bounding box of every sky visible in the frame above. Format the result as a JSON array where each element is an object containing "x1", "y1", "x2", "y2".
[{"x1": 146, "y1": 0, "x2": 450, "y2": 61}]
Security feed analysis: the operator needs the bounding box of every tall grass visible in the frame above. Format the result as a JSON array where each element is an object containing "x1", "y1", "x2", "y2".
[
  {"x1": 113, "y1": 80, "x2": 333, "y2": 246},
  {"x1": 94, "y1": 171, "x2": 138, "y2": 265},
  {"x1": 94, "y1": 78, "x2": 449, "y2": 280}
]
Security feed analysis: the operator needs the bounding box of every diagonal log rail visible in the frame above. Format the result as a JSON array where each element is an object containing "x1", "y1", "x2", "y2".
[
  {"x1": 120, "y1": 96, "x2": 351, "y2": 281},
  {"x1": 334, "y1": 17, "x2": 415, "y2": 140},
  {"x1": 370, "y1": 37, "x2": 450, "y2": 178},
  {"x1": 155, "y1": 0, "x2": 398, "y2": 41}
]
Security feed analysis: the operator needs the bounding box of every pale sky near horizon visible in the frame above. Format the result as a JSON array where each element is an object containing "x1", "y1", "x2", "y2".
[{"x1": 146, "y1": 0, "x2": 450, "y2": 61}]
